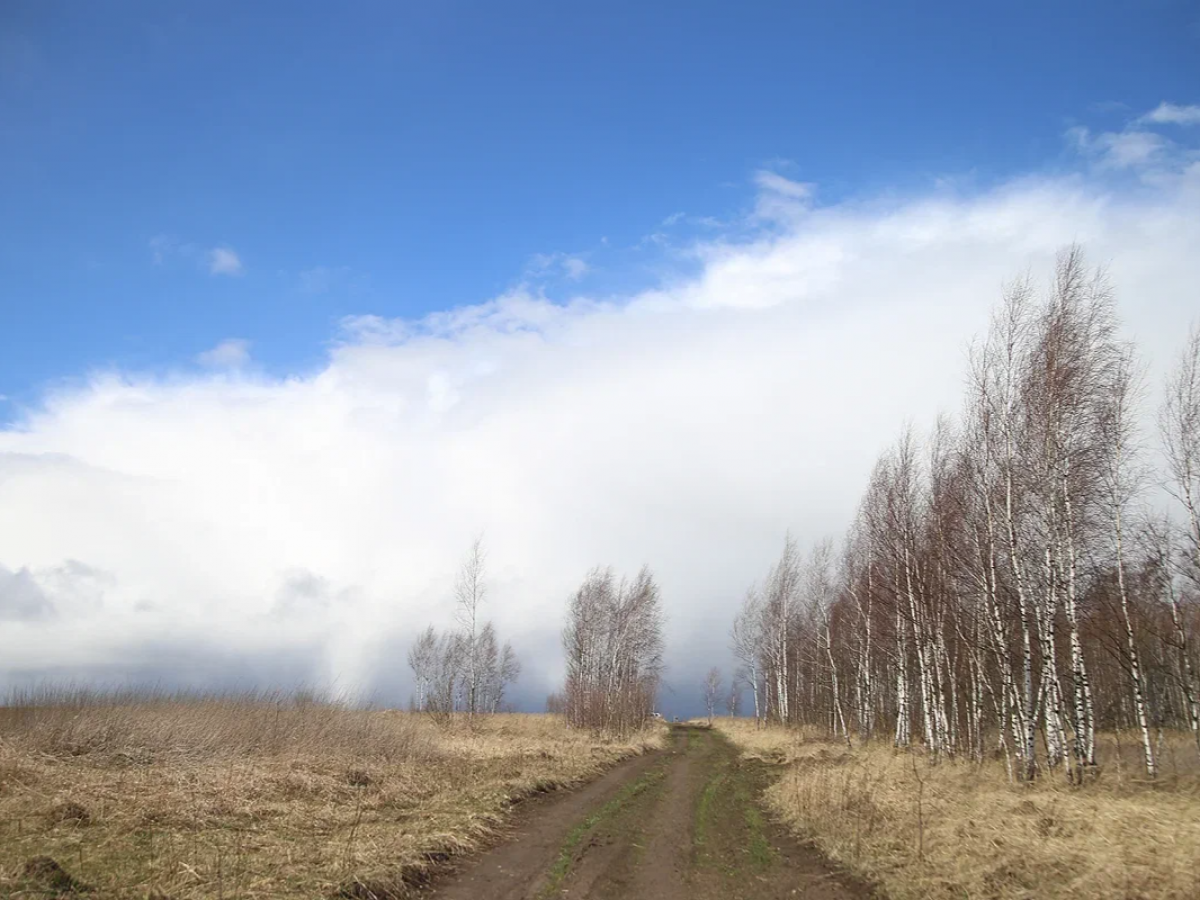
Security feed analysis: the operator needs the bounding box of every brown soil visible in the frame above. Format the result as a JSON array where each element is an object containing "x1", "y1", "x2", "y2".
[{"x1": 425, "y1": 724, "x2": 873, "y2": 900}]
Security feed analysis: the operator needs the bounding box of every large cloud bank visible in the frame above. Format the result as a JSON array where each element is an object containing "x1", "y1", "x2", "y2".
[{"x1": 2, "y1": 108, "x2": 1199, "y2": 713}]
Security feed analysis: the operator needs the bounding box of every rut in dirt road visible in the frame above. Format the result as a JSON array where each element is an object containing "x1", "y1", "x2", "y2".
[{"x1": 427, "y1": 725, "x2": 872, "y2": 900}]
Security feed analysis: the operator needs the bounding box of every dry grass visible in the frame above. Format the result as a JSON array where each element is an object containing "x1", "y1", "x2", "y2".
[
  {"x1": 716, "y1": 718, "x2": 1200, "y2": 900},
  {"x1": 0, "y1": 688, "x2": 665, "y2": 899}
]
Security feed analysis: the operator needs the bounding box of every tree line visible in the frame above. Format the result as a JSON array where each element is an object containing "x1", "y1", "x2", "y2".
[
  {"x1": 730, "y1": 248, "x2": 1200, "y2": 781},
  {"x1": 407, "y1": 540, "x2": 667, "y2": 736}
]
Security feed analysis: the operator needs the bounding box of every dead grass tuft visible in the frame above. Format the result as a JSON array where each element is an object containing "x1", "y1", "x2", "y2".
[
  {"x1": 20, "y1": 854, "x2": 91, "y2": 894},
  {"x1": 48, "y1": 799, "x2": 92, "y2": 826},
  {"x1": 335, "y1": 868, "x2": 428, "y2": 900},
  {"x1": 716, "y1": 718, "x2": 1200, "y2": 900},
  {"x1": 0, "y1": 688, "x2": 666, "y2": 898}
]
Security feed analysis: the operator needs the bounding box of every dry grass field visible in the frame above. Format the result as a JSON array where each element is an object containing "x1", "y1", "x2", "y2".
[
  {"x1": 715, "y1": 718, "x2": 1200, "y2": 900},
  {"x1": 0, "y1": 689, "x2": 664, "y2": 899}
]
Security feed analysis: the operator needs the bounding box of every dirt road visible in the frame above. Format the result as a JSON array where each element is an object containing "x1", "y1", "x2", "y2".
[{"x1": 427, "y1": 724, "x2": 871, "y2": 900}]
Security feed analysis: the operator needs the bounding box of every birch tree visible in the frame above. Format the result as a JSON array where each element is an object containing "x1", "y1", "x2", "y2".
[
  {"x1": 407, "y1": 625, "x2": 439, "y2": 712},
  {"x1": 726, "y1": 683, "x2": 742, "y2": 717},
  {"x1": 409, "y1": 536, "x2": 520, "y2": 719},
  {"x1": 762, "y1": 535, "x2": 802, "y2": 724},
  {"x1": 721, "y1": 248, "x2": 1200, "y2": 782},
  {"x1": 1160, "y1": 325, "x2": 1200, "y2": 753},
  {"x1": 703, "y1": 667, "x2": 722, "y2": 725},
  {"x1": 455, "y1": 536, "x2": 488, "y2": 717},
  {"x1": 562, "y1": 566, "x2": 665, "y2": 735},
  {"x1": 731, "y1": 588, "x2": 765, "y2": 724},
  {"x1": 1097, "y1": 345, "x2": 1155, "y2": 776}
]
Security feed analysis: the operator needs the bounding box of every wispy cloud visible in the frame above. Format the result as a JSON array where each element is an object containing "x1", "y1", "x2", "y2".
[
  {"x1": 149, "y1": 235, "x2": 173, "y2": 265},
  {"x1": 1139, "y1": 102, "x2": 1200, "y2": 126},
  {"x1": 753, "y1": 170, "x2": 814, "y2": 200},
  {"x1": 527, "y1": 251, "x2": 590, "y2": 282},
  {"x1": 148, "y1": 234, "x2": 197, "y2": 265},
  {"x1": 294, "y1": 265, "x2": 370, "y2": 297},
  {"x1": 660, "y1": 212, "x2": 724, "y2": 230},
  {"x1": 752, "y1": 170, "x2": 816, "y2": 223},
  {"x1": 1068, "y1": 126, "x2": 1169, "y2": 169},
  {"x1": 208, "y1": 246, "x2": 244, "y2": 277},
  {"x1": 1066, "y1": 100, "x2": 1200, "y2": 178},
  {"x1": 150, "y1": 236, "x2": 246, "y2": 277},
  {"x1": 562, "y1": 257, "x2": 589, "y2": 281},
  {"x1": 299, "y1": 266, "x2": 339, "y2": 294},
  {"x1": 196, "y1": 338, "x2": 251, "y2": 368}
]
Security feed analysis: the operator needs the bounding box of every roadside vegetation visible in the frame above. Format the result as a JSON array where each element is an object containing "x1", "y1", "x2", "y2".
[
  {"x1": 0, "y1": 688, "x2": 664, "y2": 899},
  {"x1": 717, "y1": 717, "x2": 1200, "y2": 900}
]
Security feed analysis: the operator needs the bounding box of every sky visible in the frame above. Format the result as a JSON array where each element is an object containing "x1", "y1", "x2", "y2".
[{"x1": 1, "y1": 1, "x2": 1199, "y2": 715}]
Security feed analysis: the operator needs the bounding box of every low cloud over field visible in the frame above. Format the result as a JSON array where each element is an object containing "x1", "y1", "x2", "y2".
[{"x1": 2, "y1": 107, "x2": 1199, "y2": 712}]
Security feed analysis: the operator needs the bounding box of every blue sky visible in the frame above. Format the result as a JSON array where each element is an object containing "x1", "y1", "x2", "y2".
[{"x1": 2, "y1": 0, "x2": 1198, "y2": 406}]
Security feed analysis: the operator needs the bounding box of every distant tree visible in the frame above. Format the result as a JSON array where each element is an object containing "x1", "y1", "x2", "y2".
[
  {"x1": 408, "y1": 536, "x2": 520, "y2": 720},
  {"x1": 731, "y1": 589, "x2": 765, "y2": 724},
  {"x1": 703, "y1": 667, "x2": 722, "y2": 725},
  {"x1": 725, "y1": 683, "x2": 741, "y2": 717},
  {"x1": 476, "y1": 622, "x2": 521, "y2": 713},
  {"x1": 407, "y1": 625, "x2": 439, "y2": 711},
  {"x1": 455, "y1": 536, "x2": 488, "y2": 717},
  {"x1": 562, "y1": 566, "x2": 664, "y2": 735},
  {"x1": 428, "y1": 629, "x2": 466, "y2": 719}
]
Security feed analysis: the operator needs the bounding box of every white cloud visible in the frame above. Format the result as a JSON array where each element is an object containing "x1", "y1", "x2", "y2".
[
  {"x1": 1068, "y1": 125, "x2": 1170, "y2": 170},
  {"x1": 150, "y1": 236, "x2": 245, "y2": 277},
  {"x1": 3, "y1": 110, "x2": 1200, "y2": 709},
  {"x1": 752, "y1": 170, "x2": 816, "y2": 223},
  {"x1": 208, "y1": 246, "x2": 244, "y2": 277},
  {"x1": 0, "y1": 565, "x2": 55, "y2": 621},
  {"x1": 753, "y1": 170, "x2": 814, "y2": 200},
  {"x1": 562, "y1": 256, "x2": 589, "y2": 281},
  {"x1": 1066, "y1": 100, "x2": 1200, "y2": 178},
  {"x1": 149, "y1": 234, "x2": 202, "y2": 266},
  {"x1": 660, "y1": 212, "x2": 724, "y2": 231},
  {"x1": 1140, "y1": 102, "x2": 1200, "y2": 126},
  {"x1": 527, "y1": 251, "x2": 590, "y2": 282},
  {"x1": 196, "y1": 338, "x2": 251, "y2": 368}
]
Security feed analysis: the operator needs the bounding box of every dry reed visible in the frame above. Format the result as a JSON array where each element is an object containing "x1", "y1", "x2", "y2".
[
  {"x1": 716, "y1": 718, "x2": 1200, "y2": 900},
  {"x1": 0, "y1": 687, "x2": 664, "y2": 898}
]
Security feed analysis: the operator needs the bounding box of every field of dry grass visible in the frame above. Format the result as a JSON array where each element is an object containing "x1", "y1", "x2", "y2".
[
  {"x1": 715, "y1": 718, "x2": 1200, "y2": 900},
  {"x1": 0, "y1": 689, "x2": 664, "y2": 899}
]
